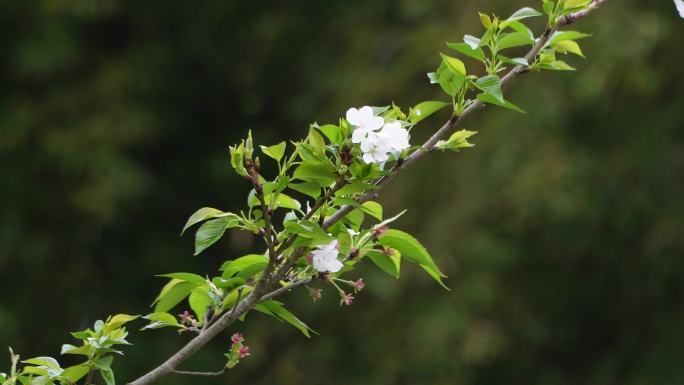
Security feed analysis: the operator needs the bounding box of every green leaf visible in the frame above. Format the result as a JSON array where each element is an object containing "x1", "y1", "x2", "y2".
[
  {"x1": 189, "y1": 286, "x2": 212, "y2": 322},
  {"x1": 315, "y1": 124, "x2": 342, "y2": 144},
  {"x1": 100, "y1": 367, "x2": 115, "y2": 385},
  {"x1": 335, "y1": 181, "x2": 375, "y2": 197},
  {"x1": 435, "y1": 130, "x2": 478, "y2": 152},
  {"x1": 476, "y1": 93, "x2": 525, "y2": 113},
  {"x1": 479, "y1": 12, "x2": 492, "y2": 29},
  {"x1": 307, "y1": 127, "x2": 326, "y2": 150},
  {"x1": 220, "y1": 254, "x2": 269, "y2": 279},
  {"x1": 62, "y1": 364, "x2": 90, "y2": 383},
  {"x1": 260, "y1": 142, "x2": 286, "y2": 162},
  {"x1": 255, "y1": 300, "x2": 315, "y2": 337},
  {"x1": 158, "y1": 273, "x2": 206, "y2": 285},
  {"x1": 563, "y1": 0, "x2": 592, "y2": 11},
  {"x1": 553, "y1": 40, "x2": 585, "y2": 57},
  {"x1": 293, "y1": 161, "x2": 337, "y2": 186},
  {"x1": 361, "y1": 201, "x2": 383, "y2": 221},
  {"x1": 501, "y1": 7, "x2": 542, "y2": 28},
  {"x1": 439, "y1": 53, "x2": 466, "y2": 75},
  {"x1": 22, "y1": 357, "x2": 60, "y2": 369},
  {"x1": 474, "y1": 75, "x2": 503, "y2": 103},
  {"x1": 495, "y1": 32, "x2": 534, "y2": 51},
  {"x1": 378, "y1": 229, "x2": 449, "y2": 289},
  {"x1": 141, "y1": 312, "x2": 182, "y2": 330},
  {"x1": 497, "y1": 55, "x2": 529, "y2": 66},
  {"x1": 60, "y1": 344, "x2": 92, "y2": 356},
  {"x1": 433, "y1": 60, "x2": 466, "y2": 97},
  {"x1": 408, "y1": 101, "x2": 449, "y2": 124},
  {"x1": 446, "y1": 42, "x2": 485, "y2": 61},
  {"x1": 153, "y1": 279, "x2": 199, "y2": 312},
  {"x1": 289, "y1": 182, "x2": 321, "y2": 199},
  {"x1": 545, "y1": 31, "x2": 592, "y2": 48},
  {"x1": 366, "y1": 250, "x2": 401, "y2": 278},
  {"x1": 103, "y1": 314, "x2": 139, "y2": 333},
  {"x1": 181, "y1": 207, "x2": 225, "y2": 235},
  {"x1": 194, "y1": 217, "x2": 235, "y2": 255}
]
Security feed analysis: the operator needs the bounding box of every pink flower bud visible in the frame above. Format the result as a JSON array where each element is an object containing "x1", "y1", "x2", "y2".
[
  {"x1": 178, "y1": 311, "x2": 194, "y2": 325},
  {"x1": 352, "y1": 278, "x2": 365, "y2": 292},
  {"x1": 231, "y1": 333, "x2": 244, "y2": 345},
  {"x1": 373, "y1": 225, "x2": 388, "y2": 238},
  {"x1": 239, "y1": 345, "x2": 251, "y2": 358},
  {"x1": 310, "y1": 288, "x2": 323, "y2": 302},
  {"x1": 340, "y1": 292, "x2": 354, "y2": 306}
]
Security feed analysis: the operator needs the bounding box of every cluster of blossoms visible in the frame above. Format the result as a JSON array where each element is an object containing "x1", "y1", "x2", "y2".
[{"x1": 346, "y1": 106, "x2": 410, "y2": 164}]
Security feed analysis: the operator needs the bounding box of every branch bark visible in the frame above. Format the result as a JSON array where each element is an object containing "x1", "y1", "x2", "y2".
[{"x1": 126, "y1": 3, "x2": 607, "y2": 384}]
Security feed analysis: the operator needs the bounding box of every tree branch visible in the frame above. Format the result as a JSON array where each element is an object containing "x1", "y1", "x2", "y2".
[{"x1": 126, "y1": 3, "x2": 608, "y2": 384}]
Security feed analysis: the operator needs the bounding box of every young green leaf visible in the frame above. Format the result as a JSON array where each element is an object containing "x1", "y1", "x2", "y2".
[
  {"x1": 435, "y1": 130, "x2": 478, "y2": 152},
  {"x1": 141, "y1": 312, "x2": 182, "y2": 330},
  {"x1": 220, "y1": 254, "x2": 269, "y2": 279},
  {"x1": 361, "y1": 201, "x2": 383, "y2": 221},
  {"x1": 474, "y1": 75, "x2": 504, "y2": 103},
  {"x1": 189, "y1": 286, "x2": 212, "y2": 322},
  {"x1": 495, "y1": 32, "x2": 534, "y2": 51},
  {"x1": 153, "y1": 279, "x2": 199, "y2": 312},
  {"x1": 181, "y1": 207, "x2": 225, "y2": 235},
  {"x1": 378, "y1": 229, "x2": 449, "y2": 289},
  {"x1": 476, "y1": 93, "x2": 525, "y2": 113},
  {"x1": 366, "y1": 250, "x2": 401, "y2": 278},
  {"x1": 335, "y1": 181, "x2": 375, "y2": 197},
  {"x1": 408, "y1": 101, "x2": 449, "y2": 124},
  {"x1": 293, "y1": 161, "x2": 338, "y2": 186},
  {"x1": 195, "y1": 217, "x2": 236, "y2": 255},
  {"x1": 260, "y1": 142, "x2": 287, "y2": 162},
  {"x1": 446, "y1": 42, "x2": 486, "y2": 61},
  {"x1": 439, "y1": 53, "x2": 467, "y2": 75},
  {"x1": 504, "y1": 7, "x2": 542, "y2": 23},
  {"x1": 289, "y1": 182, "x2": 321, "y2": 199},
  {"x1": 157, "y1": 272, "x2": 207, "y2": 285},
  {"x1": 255, "y1": 300, "x2": 316, "y2": 337},
  {"x1": 545, "y1": 31, "x2": 592, "y2": 48},
  {"x1": 102, "y1": 314, "x2": 139, "y2": 333},
  {"x1": 553, "y1": 40, "x2": 585, "y2": 57}
]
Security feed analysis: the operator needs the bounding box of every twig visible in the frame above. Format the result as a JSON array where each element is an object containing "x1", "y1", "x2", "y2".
[
  {"x1": 260, "y1": 278, "x2": 313, "y2": 303},
  {"x1": 172, "y1": 368, "x2": 226, "y2": 377}
]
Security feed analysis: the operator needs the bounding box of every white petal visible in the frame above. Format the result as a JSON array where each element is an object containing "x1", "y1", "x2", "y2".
[
  {"x1": 676, "y1": 0, "x2": 684, "y2": 18},
  {"x1": 362, "y1": 152, "x2": 376, "y2": 164},
  {"x1": 358, "y1": 106, "x2": 374, "y2": 121},
  {"x1": 326, "y1": 259, "x2": 344, "y2": 273},
  {"x1": 352, "y1": 128, "x2": 370, "y2": 143},
  {"x1": 346, "y1": 108, "x2": 361, "y2": 126},
  {"x1": 368, "y1": 115, "x2": 385, "y2": 131}
]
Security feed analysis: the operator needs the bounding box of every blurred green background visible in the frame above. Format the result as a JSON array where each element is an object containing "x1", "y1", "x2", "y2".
[{"x1": 2, "y1": 0, "x2": 683, "y2": 384}]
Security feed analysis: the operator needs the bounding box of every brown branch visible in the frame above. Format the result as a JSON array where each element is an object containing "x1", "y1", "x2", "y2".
[{"x1": 126, "y1": 3, "x2": 608, "y2": 384}]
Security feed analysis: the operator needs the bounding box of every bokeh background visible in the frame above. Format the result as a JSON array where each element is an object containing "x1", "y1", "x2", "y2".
[{"x1": 2, "y1": 0, "x2": 684, "y2": 384}]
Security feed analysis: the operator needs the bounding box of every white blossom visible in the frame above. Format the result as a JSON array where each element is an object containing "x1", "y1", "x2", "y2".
[
  {"x1": 347, "y1": 106, "x2": 384, "y2": 144},
  {"x1": 676, "y1": 0, "x2": 684, "y2": 18},
  {"x1": 346, "y1": 105, "x2": 411, "y2": 165},
  {"x1": 311, "y1": 240, "x2": 343, "y2": 273},
  {"x1": 360, "y1": 132, "x2": 391, "y2": 164},
  {"x1": 378, "y1": 121, "x2": 410, "y2": 152}
]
